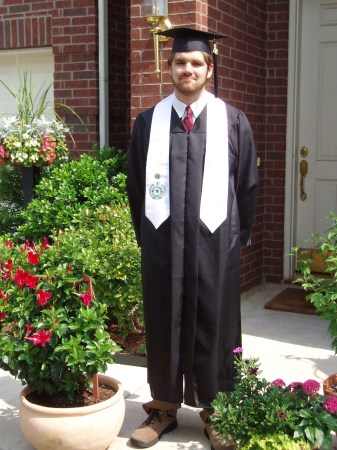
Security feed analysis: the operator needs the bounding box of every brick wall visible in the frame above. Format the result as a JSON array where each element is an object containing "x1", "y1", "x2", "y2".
[
  {"x1": 263, "y1": 0, "x2": 289, "y2": 283},
  {"x1": 0, "y1": 0, "x2": 100, "y2": 154}
]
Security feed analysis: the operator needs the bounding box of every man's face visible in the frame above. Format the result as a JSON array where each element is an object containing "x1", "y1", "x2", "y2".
[{"x1": 169, "y1": 51, "x2": 213, "y2": 102}]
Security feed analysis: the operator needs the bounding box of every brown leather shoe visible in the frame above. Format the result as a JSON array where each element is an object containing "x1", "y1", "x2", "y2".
[
  {"x1": 130, "y1": 408, "x2": 178, "y2": 448},
  {"x1": 200, "y1": 410, "x2": 236, "y2": 450}
]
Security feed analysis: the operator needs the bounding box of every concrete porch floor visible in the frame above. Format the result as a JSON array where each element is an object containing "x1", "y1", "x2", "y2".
[{"x1": 1, "y1": 283, "x2": 336, "y2": 449}]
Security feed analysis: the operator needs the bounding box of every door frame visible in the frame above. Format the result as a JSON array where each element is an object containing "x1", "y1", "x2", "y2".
[{"x1": 284, "y1": 0, "x2": 301, "y2": 279}]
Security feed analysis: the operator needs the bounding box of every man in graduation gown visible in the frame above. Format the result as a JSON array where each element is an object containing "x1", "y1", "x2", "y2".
[{"x1": 127, "y1": 27, "x2": 258, "y2": 449}]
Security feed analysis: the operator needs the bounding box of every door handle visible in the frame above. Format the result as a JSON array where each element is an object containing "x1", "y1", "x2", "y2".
[{"x1": 300, "y1": 159, "x2": 308, "y2": 201}]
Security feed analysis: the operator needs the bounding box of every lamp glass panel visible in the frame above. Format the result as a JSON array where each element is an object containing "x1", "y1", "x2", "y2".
[{"x1": 142, "y1": 0, "x2": 167, "y2": 17}]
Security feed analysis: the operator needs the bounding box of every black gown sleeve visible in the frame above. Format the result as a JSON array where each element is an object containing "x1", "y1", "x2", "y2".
[
  {"x1": 232, "y1": 111, "x2": 258, "y2": 246},
  {"x1": 127, "y1": 111, "x2": 152, "y2": 247}
]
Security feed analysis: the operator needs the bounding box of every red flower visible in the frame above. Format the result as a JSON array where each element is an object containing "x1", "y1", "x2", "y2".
[
  {"x1": 5, "y1": 239, "x2": 13, "y2": 249},
  {"x1": 13, "y1": 269, "x2": 39, "y2": 289},
  {"x1": 79, "y1": 291, "x2": 92, "y2": 306},
  {"x1": 0, "y1": 291, "x2": 9, "y2": 302},
  {"x1": 40, "y1": 237, "x2": 51, "y2": 250},
  {"x1": 25, "y1": 240, "x2": 35, "y2": 252},
  {"x1": 25, "y1": 273, "x2": 39, "y2": 289},
  {"x1": 28, "y1": 251, "x2": 39, "y2": 265},
  {"x1": 37, "y1": 290, "x2": 52, "y2": 306},
  {"x1": 25, "y1": 329, "x2": 51, "y2": 347},
  {"x1": 2, "y1": 272, "x2": 12, "y2": 281},
  {"x1": 4, "y1": 259, "x2": 13, "y2": 271},
  {"x1": 0, "y1": 312, "x2": 6, "y2": 321},
  {"x1": 25, "y1": 324, "x2": 35, "y2": 337},
  {"x1": 13, "y1": 269, "x2": 27, "y2": 289}
]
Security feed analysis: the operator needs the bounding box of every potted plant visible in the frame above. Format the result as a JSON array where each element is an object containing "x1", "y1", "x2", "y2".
[
  {"x1": 210, "y1": 348, "x2": 337, "y2": 450},
  {"x1": 0, "y1": 68, "x2": 81, "y2": 167},
  {"x1": 294, "y1": 212, "x2": 337, "y2": 398},
  {"x1": 0, "y1": 114, "x2": 69, "y2": 166},
  {"x1": 0, "y1": 234, "x2": 124, "y2": 450}
]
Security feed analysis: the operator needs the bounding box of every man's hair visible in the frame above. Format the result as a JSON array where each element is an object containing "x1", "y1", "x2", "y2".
[{"x1": 167, "y1": 51, "x2": 213, "y2": 67}]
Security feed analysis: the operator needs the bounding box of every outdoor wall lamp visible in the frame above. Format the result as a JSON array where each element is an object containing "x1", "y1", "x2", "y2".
[{"x1": 142, "y1": 0, "x2": 172, "y2": 76}]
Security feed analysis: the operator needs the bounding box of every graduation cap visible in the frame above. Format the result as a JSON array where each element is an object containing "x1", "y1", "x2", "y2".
[{"x1": 157, "y1": 27, "x2": 229, "y2": 97}]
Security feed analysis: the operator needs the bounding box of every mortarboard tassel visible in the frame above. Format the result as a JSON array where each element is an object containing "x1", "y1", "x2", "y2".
[{"x1": 213, "y1": 40, "x2": 219, "y2": 98}]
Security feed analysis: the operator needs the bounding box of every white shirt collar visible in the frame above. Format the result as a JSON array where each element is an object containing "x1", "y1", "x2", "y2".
[{"x1": 172, "y1": 91, "x2": 208, "y2": 119}]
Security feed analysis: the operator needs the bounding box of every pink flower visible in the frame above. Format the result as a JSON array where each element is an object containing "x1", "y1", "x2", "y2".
[
  {"x1": 271, "y1": 378, "x2": 286, "y2": 388},
  {"x1": 302, "y1": 379, "x2": 320, "y2": 395},
  {"x1": 79, "y1": 291, "x2": 92, "y2": 306},
  {"x1": 278, "y1": 412, "x2": 286, "y2": 419},
  {"x1": 37, "y1": 290, "x2": 52, "y2": 306},
  {"x1": 233, "y1": 347, "x2": 243, "y2": 354},
  {"x1": 290, "y1": 381, "x2": 302, "y2": 390},
  {"x1": 323, "y1": 395, "x2": 337, "y2": 414},
  {"x1": 25, "y1": 329, "x2": 51, "y2": 347}
]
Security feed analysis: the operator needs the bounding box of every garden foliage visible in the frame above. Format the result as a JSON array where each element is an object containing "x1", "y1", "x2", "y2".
[
  {"x1": 1, "y1": 146, "x2": 142, "y2": 336},
  {"x1": 211, "y1": 348, "x2": 337, "y2": 450},
  {"x1": 0, "y1": 235, "x2": 120, "y2": 397},
  {"x1": 294, "y1": 212, "x2": 337, "y2": 354}
]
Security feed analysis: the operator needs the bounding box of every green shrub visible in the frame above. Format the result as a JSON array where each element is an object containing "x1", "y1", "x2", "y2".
[
  {"x1": 14, "y1": 147, "x2": 142, "y2": 335},
  {"x1": 58, "y1": 204, "x2": 142, "y2": 334},
  {"x1": 294, "y1": 212, "x2": 337, "y2": 354},
  {"x1": 18, "y1": 147, "x2": 127, "y2": 241}
]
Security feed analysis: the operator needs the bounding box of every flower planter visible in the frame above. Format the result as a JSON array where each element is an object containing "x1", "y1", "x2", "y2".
[
  {"x1": 323, "y1": 373, "x2": 337, "y2": 396},
  {"x1": 19, "y1": 374, "x2": 125, "y2": 450}
]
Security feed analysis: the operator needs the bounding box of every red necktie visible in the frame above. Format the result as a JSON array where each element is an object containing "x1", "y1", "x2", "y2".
[{"x1": 183, "y1": 105, "x2": 194, "y2": 133}]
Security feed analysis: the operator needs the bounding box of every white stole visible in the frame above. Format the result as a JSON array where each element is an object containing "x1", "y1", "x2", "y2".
[{"x1": 145, "y1": 92, "x2": 228, "y2": 233}]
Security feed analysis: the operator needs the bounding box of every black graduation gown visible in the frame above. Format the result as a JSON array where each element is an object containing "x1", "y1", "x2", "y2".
[{"x1": 127, "y1": 101, "x2": 258, "y2": 407}]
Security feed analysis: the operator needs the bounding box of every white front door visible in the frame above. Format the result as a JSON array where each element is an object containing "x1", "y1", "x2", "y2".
[{"x1": 285, "y1": 0, "x2": 337, "y2": 276}]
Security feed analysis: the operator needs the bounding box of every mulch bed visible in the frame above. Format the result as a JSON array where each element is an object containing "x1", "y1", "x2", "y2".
[
  {"x1": 108, "y1": 323, "x2": 146, "y2": 356},
  {"x1": 26, "y1": 384, "x2": 116, "y2": 408}
]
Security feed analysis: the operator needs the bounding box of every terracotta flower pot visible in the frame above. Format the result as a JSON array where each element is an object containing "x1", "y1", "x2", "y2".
[
  {"x1": 19, "y1": 374, "x2": 125, "y2": 450},
  {"x1": 323, "y1": 373, "x2": 337, "y2": 396}
]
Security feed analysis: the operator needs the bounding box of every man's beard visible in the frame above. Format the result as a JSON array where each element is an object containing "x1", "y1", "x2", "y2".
[{"x1": 172, "y1": 74, "x2": 208, "y2": 98}]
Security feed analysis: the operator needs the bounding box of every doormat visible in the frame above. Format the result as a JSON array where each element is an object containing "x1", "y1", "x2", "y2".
[{"x1": 264, "y1": 288, "x2": 317, "y2": 315}]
